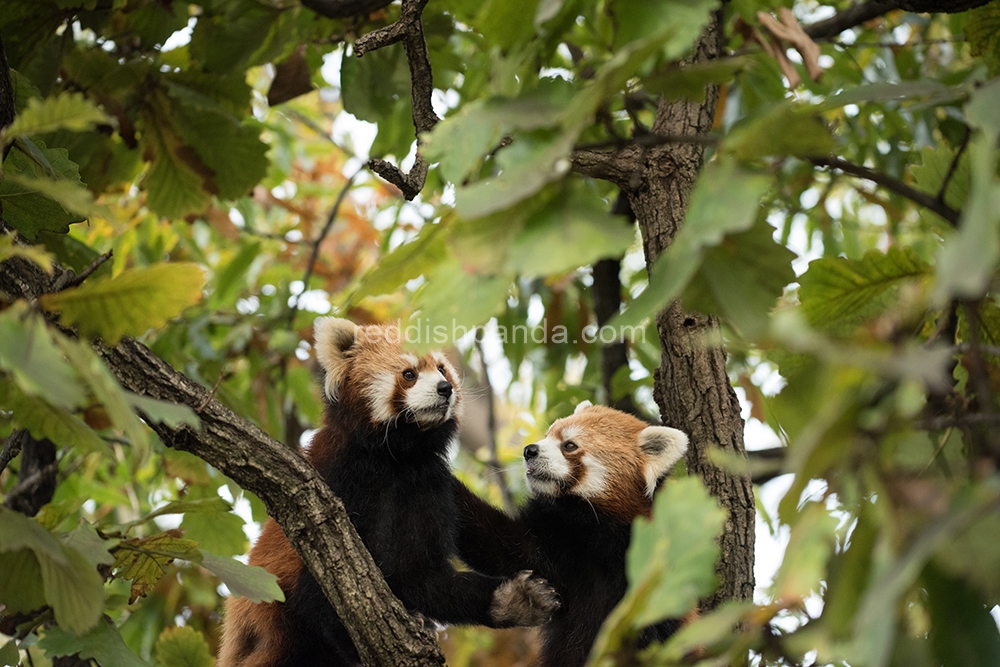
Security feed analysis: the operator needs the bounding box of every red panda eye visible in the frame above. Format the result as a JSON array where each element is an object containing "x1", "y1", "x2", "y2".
[
  {"x1": 562, "y1": 441, "x2": 578, "y2": 452},
  {"x1": 402, "y1": 369, "x2": 417, "y2": 381},
  {"x1": 437, "y1": 364, "x2": 446, "y2": 375}
]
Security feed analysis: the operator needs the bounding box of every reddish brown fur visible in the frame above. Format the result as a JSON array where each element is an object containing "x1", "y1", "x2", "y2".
[
  {"x1": 545, "y1": 405, "x2": 657, "y2": 520},
  {"x1": 219, "y1": 323, "x2": 469, "y2": 667}
]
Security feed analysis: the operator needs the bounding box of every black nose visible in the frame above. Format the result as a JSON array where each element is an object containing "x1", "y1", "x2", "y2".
[
  {"x1": 524, "y1": 444, "x2": 539, "y2": 460},
  {"x1": 436, "y1": 381, "x2": 452, "y2": 398}
]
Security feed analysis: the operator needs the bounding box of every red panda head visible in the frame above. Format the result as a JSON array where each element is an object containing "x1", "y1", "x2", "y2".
[
  {"x1": 523, "y1": 402, "x2": 688, "y2": 519},
  {"x1": 313, "y1": 317, "x2": 462, "y2": 430}
]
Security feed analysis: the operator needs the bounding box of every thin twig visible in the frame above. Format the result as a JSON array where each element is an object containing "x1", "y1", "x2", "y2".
[
  {"x1": 196, "y1": 366, "x2": 228, "y2": 413},
  {"x1": 354, "y1": 0, "x2": 438, "y2": 200},
  {"x1": 49, "y1": 250, "x2": 113, "y2": 292},
  {"x1": 286, "y1": 169, "x2": 360, "y2": 328},
  {"x1": 2, "y1": 460, "x2": 60, "y2": 506},
  {"x1": 920, "y1": 414, "x2": 1000, "y2": 430},
  {"x1": 574, "y1": 132, "x2": 720, "y2": 152},
  {"x1": 809, "y1": 156, "x2": 961, "y2": 226},
  {"x1": 474, "y1": 334, "x2": 515, "y2": 516},
  {"x1": 935, "y1": 126, "x2": 971, "y2": 204},
  {"x1": 0, "y1": 429, "x2": 24, "y2": 476}
]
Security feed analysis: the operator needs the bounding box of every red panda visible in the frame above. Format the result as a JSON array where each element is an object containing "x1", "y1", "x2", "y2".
[
  {"x1": 454, "y1": 401, "x2": 689, "y2": 667},
  {"x1": 218, "y1": 318, "x2": 559, "y2": 667}
]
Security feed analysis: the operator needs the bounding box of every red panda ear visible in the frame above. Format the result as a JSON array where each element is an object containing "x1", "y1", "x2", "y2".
[
  {"x1": 639, "y1": 425, "x2": 689, "y2": 496},
  {"x1": 314, "y1": 317, "x2": 358, "y2": 401},
  {"x1": 574, "y1": 400, "x2": 593, "y2": 415}
]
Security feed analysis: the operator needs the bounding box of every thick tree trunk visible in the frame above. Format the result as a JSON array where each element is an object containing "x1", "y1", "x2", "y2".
[
  {"x1": 0, "y1": 254, "x2": 446, "y2": 667},
  {"x1": 627, "y1": 13, "x2": 757, "y2": 611}
]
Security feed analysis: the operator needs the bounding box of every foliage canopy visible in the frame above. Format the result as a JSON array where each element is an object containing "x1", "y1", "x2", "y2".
[{"x1": 2, "y1": 0, "x2": 1000, "y2": 665}]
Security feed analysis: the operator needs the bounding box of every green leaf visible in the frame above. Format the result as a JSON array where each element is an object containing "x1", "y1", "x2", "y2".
[
  {"x1": 423, "y1": 81, "x2": 572, "y2": 184},
  {"x1": 200, "y1": 552, "x2": 284, "y2": 603},
  {"x1": 0, "y1": 509, "x2": 105, "y2": 635},
  {"x1": 647, "y1": 601, "x2": 753, "y2": 662},
  {"x1": 113, "y1": 530, "x2": 201, "y2": 604},
  {"x1": 341, "y1": 43, "x2": 412, "y2": 124},
  {"x1": 0, "y1": 303, "x2": 86, "y2": 409},
  {"x1": 910, "y1": 143, "x2": 972, "y2": 216},
  {"x1": 181, "y1": 508, "x2": 248, "y2": 557},
  {"x1": 40, "y1": 619, "x2": 150, "y2": 667},
  {"x1": 590, "y1": 477, "x2": 725, "y2": 660},
  {"x1": 613, "y1": 160, "x2": 771, "y2": 329},
  {"x1": 924, "y1": 562, "x2": 1000, "y2": 667},
  {"x1": 127, "y1": 498, "x2": 233, "y2": 533},
  {"x1": 3, "y1": 171, "x2": 97, "y2": 217},
  {"x1": 54, "y1": 335, "x2": 151, "y2": 465},
  {"x1": 127, "y1": 394, "x2": 201, "y2": 430},
  {"x1": 566, "y1": 0, "x2": 717, "y2": 130},
  {"x1": 724, "y1": 102, "x2": 837, "y2": 161},
  {"x1": 625, "y1": 477, "x2": 726, "y2": 625},
  {"x1": 934, "y1": 79, "x2": 1000, "y2": 302},
  {"x1": 936, "y1": 513, "x2": 1000, "y2": 602},
  {"x1": 0, "y1": 140, "x2": 87, "y2": 239},
  {"x1": 609, "y1": 0, "x2": 720, "y2": 50},
  {"x1": 410, "y1": 256, "x2": 511, "y2": 347},
  {"x1": 821, "y1": 81, "x2": 967, "y2": 110},
  {"x1": 477, "y1": 0, "x2": 539, "y2": 49},
  {"x1": 39, "y1": 262, "x2": 206, "y2": 345},
  {"x1": 643, "y1": 57, "x2": 750, "y2": 104},
  {"x1": 155, "y1": 626, "x2": 214, "y2": 667},
  {"x1": 139, "y1": 113, "x2": 212, "y2": 219},
  {"x1": 39, "y1": 543, "x2": 106, "y2": 635},
  {"x1": 682, "y1": 219, "x2": 796, "y2": 336},
  {"x1": 0, "y1": 230, "x2": 54, "y2": 272},
  {"x1": 62, "y1": 524, "x2": 117, "y2": 569},
  {"x1": 6, "y1": 386, "x2": 111, "y2": 457},
  {"x1": 0, "y1": 549, "x2": 46, "y2": 615},
  {"x1": 798, "y1": 247, "x2": 931, "y2": 333},
  {"x1": 771, "y1": 502, "x2": 838, "y2": 602},
  {"x1": 455, "y1": 129, "x2": 576, "y2": 220},
  {"x1": 966, "y1": 1, "x2": 1000, "y2": 76},
  {"x1": 166, "y1": 81, "x2": 269, "y2": 200},
  {"x1": 505, "y1": 184, "x2": 635, "y2": 276},
  {"x1": 349, "y1": 222, "x2": 448, "y2": 304},
  {"x1": 0, "y1": 506, "x2": 68, "y2": 563},
  {"x1": 4, "y1": 92, "x2": 110, "y2": 139},
  {"x1": 0, "y1": 639, "x2": 19, "y2": 667},
  {"x1": 211, "y1": 240, "x2": 262, "y2": 307}
]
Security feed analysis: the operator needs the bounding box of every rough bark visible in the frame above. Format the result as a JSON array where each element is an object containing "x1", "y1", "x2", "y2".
[
  {"x1": 625, "y1": 13, "x2": 757, "y2": 611},
  {"x1": 0, "y1": 254, "x2": 445, "y2": 667}
]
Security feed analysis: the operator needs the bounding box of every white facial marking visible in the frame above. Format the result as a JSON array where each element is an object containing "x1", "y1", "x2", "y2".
[
  {"x1": 573, "y1": 453, "x2": 608, "y2": 499},
  {"x1": 524, "y1": 435, "x2": 572, "y2": 496},
  {"x1": 406, "y1": 367, "x2": 455, "y2": 428},
  {"x1": 402, "y1": 353, "x2": 419, "y2": 367},
  {"x1": 560, "y1": 424, "x2": 582, "y2": 442},
  {"x1": 366, "y1": 371, "x2": 396, "y2": 424}
]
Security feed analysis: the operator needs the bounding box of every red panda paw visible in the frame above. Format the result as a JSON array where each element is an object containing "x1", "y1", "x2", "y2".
[{"x1": 488, "y1": 570, "x2": 561, "y2": 628}]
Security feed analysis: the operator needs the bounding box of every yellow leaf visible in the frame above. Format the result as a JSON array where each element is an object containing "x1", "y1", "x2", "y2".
[{"x1": 40, "y1": 262, "x2": 206, "y2": 344}]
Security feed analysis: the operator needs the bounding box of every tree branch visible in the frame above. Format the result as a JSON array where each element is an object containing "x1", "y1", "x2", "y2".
[
  {"x1": 287, "y1": 169, "x2": 359, "y2": 328},
  {"x1": 809, "y1": 156, "x2": 961, "y2": 226},
  {"x1": 804, "y1": 0, "x2": 991, "y2": 42},
  {"x1": 355, "y1": 0, "x2": 438, "y2": 200},
  {"x1": 0, "y1": 254, "x2": 446, "y2": 667}
]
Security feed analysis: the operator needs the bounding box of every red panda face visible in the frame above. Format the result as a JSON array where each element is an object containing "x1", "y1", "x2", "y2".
[
  {"x1": 313, "y1": 317, "x2": 462, "y2": 429},
  {"x1": 523, "y1": 402, "x2": 687, "y2": 518}
]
